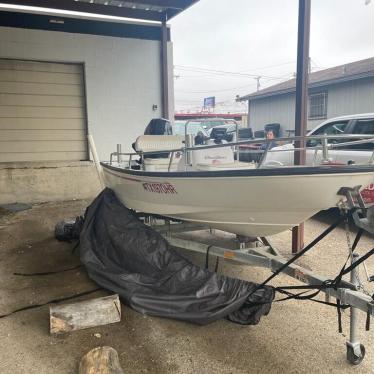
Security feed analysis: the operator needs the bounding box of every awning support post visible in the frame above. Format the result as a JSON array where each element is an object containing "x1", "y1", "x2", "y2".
[
  {"x1": 292, "y1": 0, "x2": 311, "y2": 253},
  {"x1": 161, "y1": 18, "x2": 169, "y2": 119}
]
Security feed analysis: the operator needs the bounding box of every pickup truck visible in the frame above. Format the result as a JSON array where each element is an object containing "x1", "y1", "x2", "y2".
[{"x1": 263, "y1": 113, "x2": 374, "y2": 203}]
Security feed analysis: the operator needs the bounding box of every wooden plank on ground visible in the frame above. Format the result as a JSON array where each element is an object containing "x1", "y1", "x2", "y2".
[
  {"x1": 79, "y1": 346, "x2": 125, "y2": 374},
  {"x1": 50, "y1": 294, "x2": 121, "y2": 334}
]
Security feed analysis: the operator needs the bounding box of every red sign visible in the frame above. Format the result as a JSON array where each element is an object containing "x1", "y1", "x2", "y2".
[{"x1": 362, "y1": 184, "x2": 374, "y2": 204}]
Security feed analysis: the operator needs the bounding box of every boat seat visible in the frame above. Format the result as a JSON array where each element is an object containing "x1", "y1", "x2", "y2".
[
  {"x1": 134, "y1": 135, "x2": 184, "y2": 153},
  {"x1": 134, "y1": 135, "x2": 184, "y2": 171},
  {"x1": 195, "y1": 162, "x2": 256, "y2": 171}
]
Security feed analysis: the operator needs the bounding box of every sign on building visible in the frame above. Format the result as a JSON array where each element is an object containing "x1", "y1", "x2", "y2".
[{"x1": 203, "y1": 96, "x2": 215, "y2": 108}]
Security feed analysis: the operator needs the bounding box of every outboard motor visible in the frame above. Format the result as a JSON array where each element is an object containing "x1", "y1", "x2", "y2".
[
  {"x1": 133, "y1": 118, "x2": 172, "y2": 159},
  {"x1": 144, "y1": 118, "x2": 172, "y2": 135}
]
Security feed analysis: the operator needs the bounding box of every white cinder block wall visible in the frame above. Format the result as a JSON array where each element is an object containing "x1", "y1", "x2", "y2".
[{"x1": 0, "y1": 23, "x2": 172, "y2": 159}]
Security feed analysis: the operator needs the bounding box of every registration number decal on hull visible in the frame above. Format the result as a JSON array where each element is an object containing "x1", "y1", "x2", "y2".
[{"x1": 142, "y1": 182, "x2": 177, "y2": 194}]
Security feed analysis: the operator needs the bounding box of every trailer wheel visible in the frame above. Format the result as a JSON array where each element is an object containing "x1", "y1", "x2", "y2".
[{"x1": 347, "y1": 344, "x2": 365, "y2": 365}]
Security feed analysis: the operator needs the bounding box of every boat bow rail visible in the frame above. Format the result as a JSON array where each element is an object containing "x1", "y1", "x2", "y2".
[
  {"x1": 106, "y1": 133, "x2": 374, "y2": 171},
  {"x1": 100, "y1": 133, "x2": 374, "y2": 238}
]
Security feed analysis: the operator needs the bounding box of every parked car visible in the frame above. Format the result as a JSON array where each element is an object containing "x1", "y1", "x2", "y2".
[
  {"x1": 172, "y1": 120, "x2": 209, "y2": 138},
  {"x1": 177, "y1": 118, "x2": 241, "y2": 135},
  {"x1": 198, "y1": 118, "x2": 239, "y2": 132},
  {"x1": 263, "y1": 113, "x2": 374, "y2": 203},
  {"x1": 265, "y1": 113, "x2": 374, "y2": 164},
  {"x1": 174, "y1": 118, "x2": 247, "y2": 144}
]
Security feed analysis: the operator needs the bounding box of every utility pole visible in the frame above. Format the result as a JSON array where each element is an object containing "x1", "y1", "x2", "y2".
[
  {"x1": 254, "y1": 76, "x2": 261, "y2": 91},
  {"x1": 292, "y1": 0, "x2": 311, "y2": 254},
  {"x1": 161, "y1": 19, "x2": 169, "y2": 119}
]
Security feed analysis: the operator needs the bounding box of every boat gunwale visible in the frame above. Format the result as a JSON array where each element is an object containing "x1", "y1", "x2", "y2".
[{"x1": 100, "y1": 162, "x2": 374, "y2": 178}]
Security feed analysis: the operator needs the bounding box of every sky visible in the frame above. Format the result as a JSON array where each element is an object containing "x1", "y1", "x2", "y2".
[{"x1": 170, "y1": 0, "x2": 374, "y2": 113}]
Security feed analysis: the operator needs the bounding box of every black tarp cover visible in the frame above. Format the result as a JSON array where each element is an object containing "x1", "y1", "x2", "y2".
[{"x1": 79, "y1": 188, "x2": 274, "y2": 325}]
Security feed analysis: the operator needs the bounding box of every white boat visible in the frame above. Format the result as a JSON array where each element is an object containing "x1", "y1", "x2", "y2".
[{"x1": 100, "y1": 130, "x2": 374, "y2": 238}]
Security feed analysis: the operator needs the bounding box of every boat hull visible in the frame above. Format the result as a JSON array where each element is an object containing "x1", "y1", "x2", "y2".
[{"x1": 101, "y1": 164, "x2": 374, "y2": 237}]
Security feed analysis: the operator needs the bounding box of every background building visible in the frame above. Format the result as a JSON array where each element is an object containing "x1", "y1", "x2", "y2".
[
  {"x1": 239, "y1": 57, "x2": 374, "y2": 135},
  {"x1": 0, "y1": 1, "x2": 197, "y2": 204},
  {"x1": 0, "y1": 11, "x2": 174, "y2": 162}
]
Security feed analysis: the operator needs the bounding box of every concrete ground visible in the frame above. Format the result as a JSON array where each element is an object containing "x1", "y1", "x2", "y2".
[{"x1": 0, "y1": 200, "x2": 374, "y2": 374}]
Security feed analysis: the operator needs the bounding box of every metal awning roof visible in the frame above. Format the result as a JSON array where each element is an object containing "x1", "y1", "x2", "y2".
[{"x1": 0, "y1": 0, "x2": 199, "y2": 22}]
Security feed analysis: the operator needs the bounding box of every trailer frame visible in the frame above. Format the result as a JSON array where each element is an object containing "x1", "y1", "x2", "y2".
[{"x1": 139, "y1": 186, "x2": 374, "y2": 365}]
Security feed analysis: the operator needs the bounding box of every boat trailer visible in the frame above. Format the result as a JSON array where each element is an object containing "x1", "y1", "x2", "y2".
[{"x1": 140, "y1": 186, "x2": 374, "y2": 365}]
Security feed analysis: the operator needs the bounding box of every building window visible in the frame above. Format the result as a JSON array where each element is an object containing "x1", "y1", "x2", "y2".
[{"x1": 308, "y1": 92, "x2": 327, "y2": 120}]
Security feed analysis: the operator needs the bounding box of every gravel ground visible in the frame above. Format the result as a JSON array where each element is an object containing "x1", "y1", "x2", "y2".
[{"x1": 0, "y1": 201, "x2": 373, "y2": 374}]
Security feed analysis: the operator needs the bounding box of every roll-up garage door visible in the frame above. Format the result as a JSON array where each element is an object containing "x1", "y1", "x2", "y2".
[{"x1": 0, "y1": 59, "x2": 87, "y2": 162}]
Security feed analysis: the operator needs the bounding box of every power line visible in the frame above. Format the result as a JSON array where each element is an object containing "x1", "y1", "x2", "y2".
[
  {"x1": 174, "y1": 72, "x2": 293, "y2": 95},
  {"x1": 175, "y1": 60, "x2": 296, "y2": 75},
  {"x1": 174, "y1": 74, "x2": 291, "y2": 81},
  {"x1": 175, "y1": 82, "x2": 257, "y2": 94},
  {"x1": 174, "y1": 63, "x2": 296, "y2": 109},
  {"x1": 238, "y1": 60, "x2": 296, "y2": 73},
  {"x1": 174, "y1": 65, "x2": 291, "y2": 80}
]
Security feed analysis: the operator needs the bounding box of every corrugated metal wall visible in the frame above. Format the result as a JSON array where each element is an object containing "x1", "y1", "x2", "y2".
[
  {"x1": 249, "y1": 93, "x2": 296, "y2": 134},
  {"x1": 326, "y1": 79, "x2": 374, "y2": 118},
  {"x1": 248, "y1": 77, "x2": 374, "y2": 134}
]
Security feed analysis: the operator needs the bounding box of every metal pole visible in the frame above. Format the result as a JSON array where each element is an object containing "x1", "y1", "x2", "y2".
[
  {"x1": 185, "y1": 134, "x2": 194, "y2": 165},
  {"x1": 254, "y1": 76, "x2": 261, "y2": 92},
  {"x1": 116, "y1": 144, "x2": 122, "y2": 164},
  {"x1": 87, "y1": 134, "x2": 105, "y2": 189},
  {"x1": 292, "y1": 0, "x2": 311, "y2": 253},
  {"x1": 346, "y1": 252, "x2": 365, "y2": 364},
  {"x1": 161, "y1": 19, "x2": 169, "y2": 119},
  {"x1": 350, "y1": 253, "x2": 360, "y2": 346},
  {"x1": 321, "y1": 137, "x2": 329, "y2": 162},
  {"x1": 235, "y1": 122, "x2": 239, "y2": 161}
]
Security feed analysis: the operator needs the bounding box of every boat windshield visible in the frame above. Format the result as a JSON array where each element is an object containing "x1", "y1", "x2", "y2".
[{"x1": 173, "y1": 121, "x2": 208, "y2": 136}]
